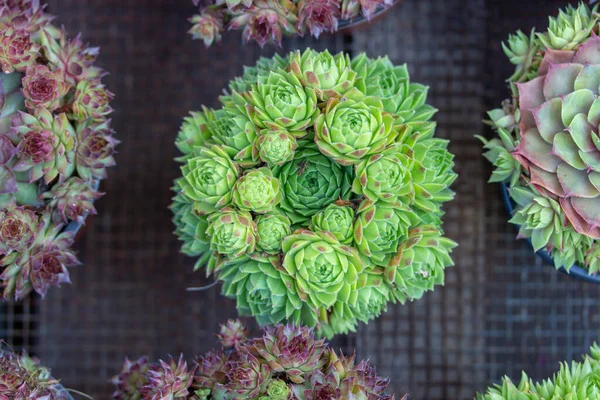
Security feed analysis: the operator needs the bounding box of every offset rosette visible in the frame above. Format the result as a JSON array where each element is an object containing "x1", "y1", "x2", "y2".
[
  {"x1": 255, "y1": 214, "x2": 291, "y2": 254},
  {"x1": 282, "y1": 230, "x2": 365, "y2": 311},
  {"x1": 173, "y1": 50, "x2": 455, "y2": 337},
  {"x1": 218, "y1": 254, "x2": 311, "y2": 327},
  {"x1": 314, "y1": 90, "x2": 394, "y2": 166},
  {"x1": 210, "y1": 106, "x2": 259, "y2": 167},
  {"x1": 310, "y1": 203, "x2": 355, "y2": 245},
  {"x1": 242, "y1": 69, "x2": 318, "y2": 135},
  {"x1": 253, "y1": 129, "x2": 297, "y2": 167},
  {"x1": 207, "y1": 208, "x2": 257, "y2": 258},
  {"x1": 232, "y1": 167, "x2": 282, "y2": 214},
  {"x1": 178, "y1": 145, "x2": 239, "y2": 214},
  {"x1": 387, "y1": 225, "x2": 456, "y2": 302},
  {"x1": 354, "y1": 199, "x2": 418, "y2": 267},
  {"x1": 290, "y1": 49, "x2": 356, "y2": 101},
  {"x1": 352, "y1": 144, "x2": 414, "y2": 202},
  {"x1": 352, "y1": 54, "x2": 437, "y2": 137}
]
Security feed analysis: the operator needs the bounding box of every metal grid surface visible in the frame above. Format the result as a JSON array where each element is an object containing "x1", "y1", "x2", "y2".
[{"x1": 1, "y1": 0, "x2": 596, "y2": 399}]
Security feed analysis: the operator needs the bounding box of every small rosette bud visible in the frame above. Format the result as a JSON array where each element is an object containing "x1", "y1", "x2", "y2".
[
  {"x1": 75, "y1": 120, "x2": 119, "y2": 180},
  {"x1": 111, "y1": 356, "x2": 150, "y2": 400},
  {"x1": 217, "y1": 319, "x2": 250, "y2": 348},
  {"x1": 42, "y1": 177, "x2": 103, "y2": 225},
  {"x1": 21, "y1": 65, "x2": 68, "y2": 111},
  {"x1": 0, "y1": 204, "x2": 39, "y2": 256},
  {"x1": 72, "y1": 80, "x2": 114, "y2": 122},
  {"x1": 189, "y1": 10, "x2": 224, "y2": 48},
  {"x1": 0, "y1": 27, "x2": 38, "y2": 73},
  {"x1": 297, "y1": 0, "x2": 340, "y2": 39}
]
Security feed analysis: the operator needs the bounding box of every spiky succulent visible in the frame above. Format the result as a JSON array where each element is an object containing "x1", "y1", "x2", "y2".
[
  {"x1": 172, "y1": 49, "x2": 456, "y2": 337},
  {"x1": 0, "y1": 0, "x2": 116, "y2": 301},
  {"x1": 479, "y1": 2, "x2": 600, "y2": 274},
  {"x1": 476, "y1": 344, "x2": 600, "y2": 400},
  {"x1": 112, "y1": 320, "x2": 403, "y2": 400},
  {"x1": 0, "y1": 346, "x2": 82, "y2": 400},
  {"x1": 188, "y1": 0, "x2": 395, "y2": 47}
]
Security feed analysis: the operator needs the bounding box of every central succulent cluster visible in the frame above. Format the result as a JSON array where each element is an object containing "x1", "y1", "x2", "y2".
[
  {"x1": 0, "y1": 346, "x2": 74, "y2": 400},
  {"x1": 188, "y1": 0, "x2": 394, "y2": 48},
  {"x1": 476, "y1": 344, "x2": 600, "y2": 400},
  {"x1": 112, "y1": 319, "x2": 404, "y2": 400},
  {"x1": 0, "y1": 1, "x2": 117, "y2": 300},
  {"x1": 172, "y1": 49, "x2": 457, "y2": 338},
  {"x1": 480, "y1": 2, "x2": 600, "y2": 274}
]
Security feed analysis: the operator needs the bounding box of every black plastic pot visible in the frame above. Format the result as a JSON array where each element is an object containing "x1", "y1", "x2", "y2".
[{"x1": 500, "y1": 183, "x2": 600, "y2": 284}]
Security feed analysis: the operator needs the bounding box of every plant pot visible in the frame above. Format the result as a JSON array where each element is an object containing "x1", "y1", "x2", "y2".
[
  {"x1": 338, "y1": 1, "x2": 399, "y2": 32},
  {"x1": 500, "y1": 183, "x2": 600, "y2": 284}
]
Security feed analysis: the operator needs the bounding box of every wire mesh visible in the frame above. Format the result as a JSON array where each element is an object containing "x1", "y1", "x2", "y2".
[{"x1": 0, "y1": 0, "x2": 597, "y2": 399}]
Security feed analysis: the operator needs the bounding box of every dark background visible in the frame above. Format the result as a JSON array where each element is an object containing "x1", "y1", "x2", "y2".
[{"x1": 2, "y1": 0, "x2": 600, "y2": 399}]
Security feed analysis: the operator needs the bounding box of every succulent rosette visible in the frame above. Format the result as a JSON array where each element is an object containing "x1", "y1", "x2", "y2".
[
  {"x1": 479, "y1": 2, "x2": 600, "y2": 275},
  {"x1": 0, "y1": 1, "x2": 117, "y2": 301},
  {"x1": 0, "y1": 346, "x2": 82, "y2": 400},
  {"x1": 172, "y1": 49, "x2": 456, "y2": 337},
  {"x1": 188, "y1": 0, "x2": 395, "y2": 48},
  {"x1": 476, "y1": 344, "x2": 600, "y2": 400},
  {"x1": 112, "y1": 320, "x2": 405, "y2": 400}
]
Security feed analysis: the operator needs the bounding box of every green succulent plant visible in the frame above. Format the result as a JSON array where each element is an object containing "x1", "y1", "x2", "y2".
[
  {"x1": 172, "y1": 50, "x2": 456, "y2": 337},
  {"x1": 480, "y1": 1, "x2": 600, "y2": 274},
  {"x1": 476, "y1": 344, "x2": 600, "y2": 400}
]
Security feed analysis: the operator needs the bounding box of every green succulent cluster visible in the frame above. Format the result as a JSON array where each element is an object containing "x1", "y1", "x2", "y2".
[
  {"x1": 476, "y1": 344, "x2": 600, "y2": 400},
  {"x1": 172, "y1": 49, "x2": 457, "y2": 338},
  {"x1": 479, "y1": 2, "x2": 600, "y2": 275}
]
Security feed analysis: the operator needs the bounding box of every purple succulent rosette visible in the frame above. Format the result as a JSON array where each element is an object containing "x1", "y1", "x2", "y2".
[
  {"x1": 188, "y1": 0, "x2": 395, "y2": 48},
  {"x1": 0, "y1": 0, "x2": 118, "y2": 301},
  {"x1": 0, "y1": 345, "x2": 82, "y2": 400},
  {"x1": 112, "y1": 319, "x2": 405, "y2": 400}
]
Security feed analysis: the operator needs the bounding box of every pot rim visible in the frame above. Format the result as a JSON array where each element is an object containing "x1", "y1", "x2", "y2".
[{"x1": 500, "y1": 183, "x2": 600, "y2": 284}]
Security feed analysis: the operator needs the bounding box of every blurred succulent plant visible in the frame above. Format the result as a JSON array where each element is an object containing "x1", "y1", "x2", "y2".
[
  {"x1": 188, "y1": 0, "x2": 395, "y2": 47},
  {"x1": 112, "y1": 320, "x2": 405, "y2": 400},
  {"x1": 476, "y1": 344, "x2": 600, "y2": 400},
  {"x1": 172, "y1": 49, "x2": 456, "y2": 338},
  {"x1": 0, "y1": 345, "x2": 82, "y2": 399},
  {"x1": 0, "y1": 1, "x2": 116, "y2": 301},
  {"x1": 479, "y1": 1, "x2": 600, "y2": 274}
]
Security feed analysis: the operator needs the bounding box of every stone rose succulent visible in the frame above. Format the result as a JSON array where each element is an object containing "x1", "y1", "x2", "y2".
[
  {"x1": 480, "y1": 1, "x2": 600, "y2": 274},
  {"x1": 173, "y1": 50, "x2": 455, "y2": 337},
  {"x1": 0, "y1": 0, "x2": 116, "y2": 301},
  {"x1": 477, "y1": 344, "x2": 600, "y2": 400},
  {"x1": 188, "y1": 0, "x2": 394, "y2": 47},
  {"x1": 113, "y1": 321, "x2": 404, "y2": 399},
  {"x1": 0, "y1": 348, "x2": 82, "y2": 400}
]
